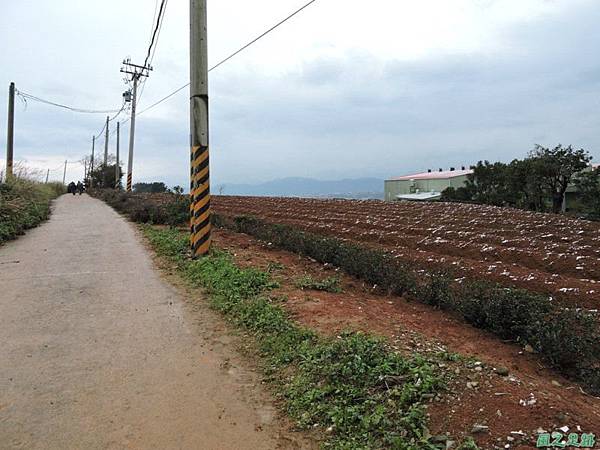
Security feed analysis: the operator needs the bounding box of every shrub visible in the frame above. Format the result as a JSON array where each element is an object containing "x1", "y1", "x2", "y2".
[
  {"x1": 413, "y1": 269, "x2": 455, "y2": 308},
  {"x1": 89, "y1": 189, "x2": 190, "y2": 225}
]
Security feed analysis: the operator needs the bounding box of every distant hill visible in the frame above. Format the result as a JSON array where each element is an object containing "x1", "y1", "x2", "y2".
[{"x1": 219, "y1": 177, "x2": 384, "y2": 200}]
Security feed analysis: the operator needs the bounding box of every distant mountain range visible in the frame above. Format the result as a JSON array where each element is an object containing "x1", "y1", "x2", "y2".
[{"x1": 219, "y1": 177, "x2": 384, "y2": 200}]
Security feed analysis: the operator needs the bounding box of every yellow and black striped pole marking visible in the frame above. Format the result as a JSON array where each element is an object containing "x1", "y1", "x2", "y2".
[
  {"x1": 190, "y1": 145, "x2": 211, "y2": 257},
  {"x1": 126, "y1": 173, "x2": 133, "y2": 192}
]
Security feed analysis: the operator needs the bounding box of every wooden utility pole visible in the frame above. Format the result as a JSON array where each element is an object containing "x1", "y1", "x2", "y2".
[
  {"x1": 45, "y1": 169, "x2": 49, "y2": 184},
  {"x1": 121, "y1": 59, "x2": 151, "y2": 192},
  {"x1": 103, "y1": 115, "x2": 109, "y2": 187},
  {"x1": 190, "y1": 0, "x2": 211, "y2": 257},
  {"x1": 62, "y1": 160, "x2": 67, "y2": 185},
  {"x1": 90, "y1": 136, "x2": 95, "y2": 188},
  {"x1": 115, "y1": 121, "x2": 120, "y2": 189},
  {"x1": 6, "y1": 82, "x2": 15, "y2": 180}
]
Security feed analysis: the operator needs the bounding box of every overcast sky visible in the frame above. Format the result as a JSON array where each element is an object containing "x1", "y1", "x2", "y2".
[{"x1": 1, "y1": 0, "x2": 599, "y2": 186}]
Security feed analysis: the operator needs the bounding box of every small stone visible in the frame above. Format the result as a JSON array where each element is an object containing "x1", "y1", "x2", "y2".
[
  {"x1": 474, "y1": 366, "x2": 483, "y2": 372},
  {"x1": 472, "y1": 424, "x2": 489, "y2": 434},
  {"x1": 551, "y1": 380, "x2": 562, "y2": 387},
  {"x1": 556, "y1": 412, "x2": 567, "y2": 422},
  {"x1": 524, "y1": 344, "x2": 535, "y2": 354},
  {"x1": 496, "y1": 366, "x2": 509, "y2": 376}
]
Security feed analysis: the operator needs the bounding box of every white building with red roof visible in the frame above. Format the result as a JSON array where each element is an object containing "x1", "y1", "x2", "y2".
[{"x1": 384, "y1": 167, "x2": 473, "y2": 201}]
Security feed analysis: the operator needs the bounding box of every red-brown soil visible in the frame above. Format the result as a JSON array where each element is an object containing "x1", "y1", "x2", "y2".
[
  {"x1": 213, "y1": 228, "x2": 600, "y2": 450},
  {"x1": 213, "y1": 196, "x2": 600, "y2": 309}
]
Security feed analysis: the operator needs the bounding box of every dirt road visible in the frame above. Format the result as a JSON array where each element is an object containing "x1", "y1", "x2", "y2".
[{"x1": 0, "y1": 194, "x2": 309, "y2": 450}]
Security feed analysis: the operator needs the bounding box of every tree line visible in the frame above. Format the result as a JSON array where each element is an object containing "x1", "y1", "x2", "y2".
[{"x1": 441, "y1": 144, "x2": 600, "y2": 217}]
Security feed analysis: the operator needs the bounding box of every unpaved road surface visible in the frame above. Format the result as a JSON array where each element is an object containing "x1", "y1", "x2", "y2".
[{"x1": 0, "y1": 194, "x2": 309, "y2": 450}]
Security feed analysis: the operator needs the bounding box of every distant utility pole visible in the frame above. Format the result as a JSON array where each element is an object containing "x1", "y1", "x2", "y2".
[
  {"x1": 115, "y1": 122, "x2": 120, "y2": 189},
  {"x1": 103, "y1": 115, "x2": 109, "y2": 187},
  {"x1": 5, "y1": 82, "x2": 15, "y2": 180},
  {"x1": 45, "y1": 169, "x2": 49, "y2": 184},
  {"x1": 190, "y1": 0, "x2": 211, "y2": 257},
  {"x1": 62, "y1": 160, "x2": 67, "y2": 185},
  {"x1": 121, "y1": 59, "x2": 152, "y2": 192},
  {"x1": 90, "y1": 136, "x2": 95, "y2": 188}
]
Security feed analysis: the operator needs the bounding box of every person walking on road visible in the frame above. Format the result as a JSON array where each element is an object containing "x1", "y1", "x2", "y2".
[
  {"x1": 67, "y1": 181, "x2": 76, "y2": 195},
  {"x1": 76, "y1": 181, "x2": 84, "y2": 195}
]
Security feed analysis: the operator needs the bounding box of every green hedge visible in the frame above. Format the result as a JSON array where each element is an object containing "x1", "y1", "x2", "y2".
[
  {"x1": 214, "y1": 214, "x2": 600, "y2": 395},
  {"x1": 0, "y1": 179, "x2": 64, "y2": 244}
]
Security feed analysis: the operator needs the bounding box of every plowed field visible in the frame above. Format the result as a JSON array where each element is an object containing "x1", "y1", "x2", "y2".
[{"x1": 213, "y1": 196, "x2": 600, "y2": 309}]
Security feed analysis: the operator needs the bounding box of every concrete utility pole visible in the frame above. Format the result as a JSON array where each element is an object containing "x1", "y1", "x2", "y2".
[
  {"x1": 62, "y1": 160, "x2": 67, "y2": 185},
  {"x1": 189, "y1": 0, "x2": 211, "y2": 257},
  {"x1": 6, "y1": 82, "x2": 15, "y2": 180},
  {"x1": 121, "y1": 59, "x2": 151, "y2": 192},
  {"x1": 115, "y1": 121, "x2": 120, "y2": 189},
  {"x1": 90, "y1": 136, "x2": 95, "y2": 188},
  {"x1": 103, "y1": 115, "x2": 109, "y2": 187},
  {"x1": 126, "y1": 76, "x2": 138, "y2": 192}
]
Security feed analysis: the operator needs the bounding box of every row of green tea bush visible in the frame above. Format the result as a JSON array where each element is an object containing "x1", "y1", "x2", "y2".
[
  {"x1": 0, "y1": 179, "x2": 65, "y2": 244},
  {"x1": 214, "y1": 214, "x2": 600, "y2": 395}
]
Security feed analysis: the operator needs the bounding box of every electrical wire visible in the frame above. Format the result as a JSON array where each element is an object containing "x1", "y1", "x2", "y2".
[
  {"x1": 143, "y1": 0, "x2": 167, "y2": 70},
  {"x1": 210, "y1": 0, "x2": 318, "y2": 73},
  {"x1": 138, "y1": 0, "x2": 169, "y2": 107},
  {"x1": 16, "y1": 90, "x2": 123, "y2": 114},
  {"x1": 134, "y1": 0, "x2": 319, "y2": 118}
]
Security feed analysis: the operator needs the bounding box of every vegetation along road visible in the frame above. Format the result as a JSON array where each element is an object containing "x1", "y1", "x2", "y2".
[{"x1": 0, "y1": 194, "x2": 311, "y2": 450}]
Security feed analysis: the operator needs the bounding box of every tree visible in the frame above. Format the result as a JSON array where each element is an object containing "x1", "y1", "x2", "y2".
[
  {"x1": 507, "y1": 159, "x2": 546, "y2": 211},
  {"x1": 529, "y1": 144, "x2": 591, "y2": 213},
  {"x1": 468, "y1": 161, "x2": 511, "y2": 206},
  {"x1": 574, "y1": 167, "x2": 600, "y2": 218},
  {"x1": 133, "y1": 182, "x2": 169, "y2": 193},
  {"x1": 88, "y1": 163, "x2": 122, "y2": 189}
]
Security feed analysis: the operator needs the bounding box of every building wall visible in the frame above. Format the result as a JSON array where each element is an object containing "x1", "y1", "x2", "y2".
[{"x1": 384, "y1": 175, "x2": 470, "y2": 201}]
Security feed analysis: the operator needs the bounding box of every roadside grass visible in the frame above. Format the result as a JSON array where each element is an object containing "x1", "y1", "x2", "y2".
[
  {"x1": 143, "y1": 226, "x2": 456, "y2": 450},
  {"x1": 0, "y1": 179, "x2": 64, "y2": 244},
  {"x1": 295, "y1": 274, "x2": 343, "y2": 293}
]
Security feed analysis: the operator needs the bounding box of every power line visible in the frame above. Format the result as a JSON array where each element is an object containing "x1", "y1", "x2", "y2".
[
  {"x1": 143, "y1": 0, "x2": 167, "y2": 70},
  {"x1": 134, "y1": 0, "x2": 319, "y2": 118},
  {"x1": 210, "y1": 0, "x2": 318, "y2": 73},
  {"x1": 138, "y1": 0, "x2": 170, "y2": 107},
  {"x1": 16, "y1": 90, "x2": 123, "y2": 114}
]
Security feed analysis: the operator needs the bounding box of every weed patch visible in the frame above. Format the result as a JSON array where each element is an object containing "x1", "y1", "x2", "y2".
[{"x1": 295, "y1": 274, "x2": 342, "y2": 293}]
